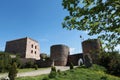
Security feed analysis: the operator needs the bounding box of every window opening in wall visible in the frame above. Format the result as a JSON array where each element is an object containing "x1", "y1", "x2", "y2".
[
  {"x1": 35, "y1": 51, "x2": 36, "y2": 54},
  {"x1": 31, "y1": 44, "x2": 33, "y2": 48},
  {"x1": 31, "y1": 50, "x2": 33, "y2": 53},
  {"x1": 35, "y1": 46, "x2": 37, "y2": 49}
]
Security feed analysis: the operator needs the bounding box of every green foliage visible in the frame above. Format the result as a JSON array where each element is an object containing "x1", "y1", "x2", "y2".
[
  {"x1": 34, "y1": 64, "x2": 38, "y2": 70},
  {"x1": 0, "y1": 52, "x2": 12, "y2": 72},
  {"x1": 62, "y1": 0, "x2": 120, "y2": 50},
  {"x1": 40, "y1": 53, "x2": 48, "y2": 60},
  {"x1": 101, "y1": 76, "x2": 108, "y2": 80},
  {"x1": 12, "y1": 55, "x2": 22, "y2": 68},
  {"x1": 16, "y1": 65, "x2": 120, "y2": 80},
  {"x1": 25, "y1": 60, "x2": 35, "y2": 68},
  {"x1": 49, "y1": 71, "x2": 57, "y2": 78},
  {"x1": 48, "y1": 66, "x2": 57, "y2": 78},
  {"x1": 99, "y1": 51, "x2": 120, "y2": 76},
  {"x1": 8, "y1": 62, "x2": 18, "y2": 80},
  {"x1": 69, "y1": 62, "x2": 74, "y2": 69},
  {"x1": 51, "y1": 66, "x2": 56, "y2": 72},
  {"x1": 89, "y1": 64, "x2": 106, "y2": 72},
  {"x1": 42, "y1": 76, "x2": 49, "y2": 80},
  {"x1": 57, "y1": 69, "x2": 61, "y2": 75}
]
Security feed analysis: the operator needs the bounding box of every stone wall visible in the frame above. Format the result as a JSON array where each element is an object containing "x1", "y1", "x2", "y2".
[
  {"x1": 5, "y1": 38, "x2": 27, "y2": 58},
  {"x1": 82, "y1": 39, "x2": 102, "y2": 64},
  {"x1": 5, "y1": 37, "x2": 40, "y2": 60},
  {"x1": 67, "y1": 53, "x2": 83, "y2": 66},
  {"x1": 50, "y1": 44, "x2": 69, "y2": 66},
  {"x1": 82, "y1": 39, "x2": 101, "y2": 54},
  {"x1": 26, "y1": 38, "x2": 40, "y2": 60}
]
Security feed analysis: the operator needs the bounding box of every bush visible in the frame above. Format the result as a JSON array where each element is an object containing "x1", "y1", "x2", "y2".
[
  {"x1": 89, "y1": 64, "x2": 106, "y2": 72},
  {"x1": 100, "y1": 76, "x2": 108, "y2": 80},
  {"x1": 0, "y1": 52, "x2": 12, "y2": 73},
  {"x1": 63, "y1": 72, "x2": 67, "y2": 75},
  {"x1": 49, "y1": 71, "x2": 57, "y2": 78},
  {"x1": 51, "y1": 66, "x2": 56, "y2": 72},
  {"x1": 34, "y1": 64, "x2": 38, "y2": 70},
  {"x1": 11, "y1": 55, "x2": 21, "y2": 68},
  {"x1": 57, "y1": 69, "x2": 61, "y2": 74},
  {"x1": 48, "y1": 66, "x2": 57, "y2": 78},
  {"x1": 25, "y1": 60, "x2": 35, "y2": 68},
  {"x1": 8, "y1": 62, "x2": 18, "y2": 80},
  {"x1": 42, "y1": 76, "x2": 49, "y2": 80},
  {"x1": 69, "y1": 62, "x2": 74, "y2": 69},
  {"x1": 99, "y1": 51, "x2": 120, "y2": 76}
]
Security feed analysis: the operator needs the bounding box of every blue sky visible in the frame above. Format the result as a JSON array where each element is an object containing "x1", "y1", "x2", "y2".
[{"x1": 0, "y1": 0, "x2": 98, "y2": 55}]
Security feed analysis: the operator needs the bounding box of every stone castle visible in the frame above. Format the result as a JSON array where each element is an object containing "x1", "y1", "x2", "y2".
[
  {"x1": 5, "y1": 37, "x2": 102, "y2": 66},
  {"x1": 5, "y1": 37, "x2": 40, "y2": 60}
]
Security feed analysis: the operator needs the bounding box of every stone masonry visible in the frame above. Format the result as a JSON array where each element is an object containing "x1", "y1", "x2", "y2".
[{"x1": 5, "y1": 37, "x2": 40, "y2": 60}]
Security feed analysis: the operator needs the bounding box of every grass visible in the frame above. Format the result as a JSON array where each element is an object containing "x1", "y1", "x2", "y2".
[
  {"x1": 16, "y1": 75, "x2": 47, "y2": 80},
  {"x1": 16, "y1": 65, "x2": 120, "y2": 80}
]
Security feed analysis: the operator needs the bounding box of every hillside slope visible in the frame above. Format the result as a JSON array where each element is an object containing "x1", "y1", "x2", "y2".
[{"x1": 17, "y1": 65, "x2": 120, "y2": 80}]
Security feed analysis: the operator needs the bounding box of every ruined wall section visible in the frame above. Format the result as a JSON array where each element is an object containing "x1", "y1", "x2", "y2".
[
  {"x1": 5, "y1": 38, "x2": 27, "y2": 57},
  {"x1": 26, "y1": 38, "x2": 40, "y2": 60},
  {"x1": 50, "y1": 44, "x2": 69, "y2": 66},
  {"x1": 5, "y1": 37, "x2": 40, "y2": 60},
  {"x1": 82, "y1": 39, "x2": 102, "y2": 63},
  {"x1": 67, "y1": 53, "x2": 83, "y2": 66},
  {"x1": 82, "y1": 39, "x2": 102, "y2": 54}
]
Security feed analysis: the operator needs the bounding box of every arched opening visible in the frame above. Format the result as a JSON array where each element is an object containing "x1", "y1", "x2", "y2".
[{"x1": 78, "y1": 58, "x2": 83, "y2": 66}]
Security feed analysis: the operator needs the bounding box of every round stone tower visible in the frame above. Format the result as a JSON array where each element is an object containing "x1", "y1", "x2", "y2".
[
  {"x1": 82, "y1": 39, "x2": 102, "y2": 63},
  {"x1": 82, "y1": 39, "x2": 101, "y2": 53},
  {"x1": 50, "y1": 44, "x2": 69, "y2": 66}
]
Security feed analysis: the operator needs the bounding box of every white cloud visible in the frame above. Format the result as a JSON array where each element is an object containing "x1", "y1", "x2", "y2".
[{"x1": 70, "y1": 48, "x2": 75, "y2": 55}]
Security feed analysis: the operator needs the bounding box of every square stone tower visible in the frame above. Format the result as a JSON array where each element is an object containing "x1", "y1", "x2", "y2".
[{"x1": 5, "y1": 37, "x2": 40, "y2": 60}]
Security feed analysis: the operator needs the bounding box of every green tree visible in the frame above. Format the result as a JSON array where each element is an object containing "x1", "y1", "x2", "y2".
[
  {"x1": 99, "y1": 51, "x2": 120, "y2": 76},
  {"x1": 49, "y1": 66, "x2": 57, "y2": 78},
  {"x1": 0, "y1": 52, "x2": 12, "y2": 72},
  {"x1": 62, "y1": 0, "x2": 120, "y2": 50},
  {"x1": 69, "y1": 62, "x2": 74, "y2": 69},
  {"x1": 12, "y1": 55, "x2": 21, "y2": 68},
  {"x1": 40, "y1": 53, "x2": 48, "y2": 60},
  {"x1": 8, "y1": 62, "x2": 18, "y2": 80}
]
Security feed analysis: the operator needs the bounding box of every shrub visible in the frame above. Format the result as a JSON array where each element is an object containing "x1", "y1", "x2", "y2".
[
  {"x1": 8, "y1": 62, "x2": 18, "y2": 80},
  {"x1": 25, "y1": 60, "x2": 34, "y2": 68},
  {"x1": 99, "y1": 51, "x2": 120, "y2": 76},
  {"x1": 63, "y1": 72, "x2": 67, "y2": 75},
  {"x1": 57, "y1": 69, "x2": 61, "y2": 74},
  {"x1": 90, "y1": 64, "x2": 106, "y2": 72},
  {"x1": 49, "y1": 71, "x2": 57, "y2": 78},
  {"x1": 0, "y1": 52, "x2": 12, "y2": 73},
  {"x1": 51, "y1": 66, "x2": 56, "y2": 72},
  {"x1": 11, "y1": 55, "x2": 21, "y2": 68},
  {"x1": 100, "y1": 76, "x2": 108, "y2": 80},
  {"x1": 34, "y1": 64, "x2": 38, "y2": 70},
  {"x1": 42, "y1": 76, "x2": 49, "y2": 80},
  {"x1": 69, "y1": 62, "x2": 74, "y2": 69},
  {"x1": 48, "y1": 66, "x2": 57, "y2": 78}
]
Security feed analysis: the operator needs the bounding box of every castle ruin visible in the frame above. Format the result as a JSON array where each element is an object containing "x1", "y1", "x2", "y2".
[
  {"x1": 4, "y1": 37, "x2": 102, "y2": 67},
  {"x1": 5, "y1": 37, "x2": 40, "y2": 60}
]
